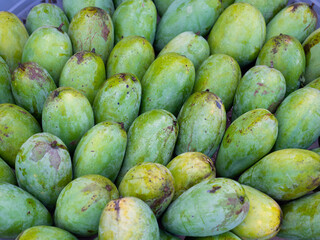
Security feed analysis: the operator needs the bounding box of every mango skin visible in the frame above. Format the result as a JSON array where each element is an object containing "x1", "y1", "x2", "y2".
[
  {"x1": 175, "y1": 91, "x2": 226, "y2": 157},
  {"x1": 107, "y1": 35, "x2": 155, "y2": 80},
  {"x1": 232, "y1": 65, "x2": 286, "y2": 120},
  {"x1": 15, "y1": 132, "x2": 72, "y2": 211},
  {"x1": 73, "y1": 121, "x2": 127, "y2": 182},
  {"x1": 306, "y1": 77, "x2": 320, "y2": 90},
  {"x1": 99, "y1": 197, "x2": 160, "y2": 240},
  {"x1": 193, "y1": 54, "x2": 241, "y2": 111},
  {"x1": 59, "y1": 51, "x2": 106, "y2": 104},
  {"x1": 0, "y1": 56, "x2": 14, "y2": 103},
  {"x1": 115, "y1": 109, "x2": 178, "y2": 185},
  {"x1": 239, "y1": 149, "x2": 320, "y2": 201},
  {"x1": 278, "y1": 192, "x2": 320, "y2": 240},
  {"x1": 0, "y1": 12, "x2": 29, "y2": 72},
  {"x1": 273, "y1": 87, "x2": 320, "y2": 150},
  {"x1": 312, "y1": 148, "x2": 320, "y2": 155},
  {"x1": 153, "y1": 0, "x2": 175, "y2": 16},
  {"x1": 0, "y1": 157, "x2": 16, "y2": 185},
  {"x1": 16, "y1": 226, "x2": 77, "y2": 240},
  {"x1": 266, "y1": 3, "x2": 318, "y2": 43},
  {"x1": 155, "y1": 0, "x2": 223, "y2": 51},
  {"x1": 93, "y1": 73, "x2": 141, "y2": 130},
  {"x1": 208, "y1": 3, "x2": 266, "y2": 67},
  {"x1": 161, "y1": 177, "x2": 249, "y2": 237},
  {"x1": 160, "y1": 229, "x2": 180, "y2": 240},
  {"x1": 221, "y1": 0, "x2": 235, "y2": 9},
  {"x1": 256, "y1": 34, "x2": 306, "y2": 95},
  {"x1": 232, "y1": 185, "x2": 282, "y2": 240},
  {"x1": 0, "y1": 182, "x2": 52, "y2": 238},
  {"x1": 22, "y1": 26, "x2": 72, "y2": 85},
  {"x1": 11, "y1": 62, "x2": 57, "y2": 121},
  {"x1": 140, "y1": 53, "x2": 195, "y2": 115},
  {"x1": 68, "y1": 7, "x2": 114, "y2": 63},
  {"x1": 167, "y1": 152, "x2": 215, "y2": 200},
  {"x1": 54, "y1": 174, "x2": 119, "y2": 237},
  {"x1": 186, "y1": 232, "x2": 241, "y2": 240},
  {"x1": 112, "y1": 0, "x2": 157, "y2": 44},
  {"x1": 42, "y1": 87, "x2": 94, "y2": 153},
  {"x1": 0, "y1": 104, "x2": 41, "y2": 167}
]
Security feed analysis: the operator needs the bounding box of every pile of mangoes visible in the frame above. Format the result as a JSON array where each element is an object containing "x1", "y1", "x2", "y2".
[{"x1": 0, "y1": 0, "x2": 320, "y2": 239}]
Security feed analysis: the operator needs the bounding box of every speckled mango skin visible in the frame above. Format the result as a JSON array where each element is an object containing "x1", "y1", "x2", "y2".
[
  {"x1": 278, "y1": 191, "x2": 320, "y2": 240},
  {"x1": 239, "y1": 149, "x2": 320, "y2": 201},
  {"x1": 42, "y1": 87, "x2": 94, "y2": 153},
  {"x1": 22, "y1": 26, "x2": 72, "y2": 85},
  {"x1": 25, "y1": 3, "x2": 69, "y2": 34},
  {"x1": 59, "y1": 51, "x2": 106, "y2": 104},
  {"x1": 0, "y1": 56, "x2": 14, "y2": 103},
  {"x1": 208, "y1": 3, "x2": 266, "y2": 68},
  {"x1": 216, "y1": 109, "x2": 278, "y2": 178},
  {"x1": 93, "y1": 73, "x2": 141, "y2": 130},
  {"x1": 306, "y1": 77, "x2": 320, "y2": 90},
  {"x1": 107, "y1": 36, "x2": 155, "y2": 80},
  {"x1": 161, "y1": 177, "x2": 249, "y2": 237},
  {"x1": 16, "y1": 226, "x2": 77, "y2": 240},
  {"x1": 0, "y1": 12, "x2": 29, "y2": 72},
  {"x1": 193, "y1": 54, "x2": 241, "y2": 111},
  {"x1": 0, "y1": 157, "x2": 16, "y2": 185},
  {"x1": 140, "y1": 53, "x2": 195, "y2": 115},
  {"x1": 11, "y1": 62, "x2": 56, "y2": 121},
  {"x1": 153, "y1": 0, "x2": 175, "y2": 16},
  {"x1": 15, "y1": 133, "x2": 72, "y2": 211},
  {"x1": 99, "y1": 197, "x2": 160, "y2": 240},
  {"x1": 232, "y1": 185, "x2": 282, "y2": 240},
  {"x1": 115, "y1": 109, "x2": 178, "y2": 185},
  {"x1": 160, "y1": 229, "x2": 180, "y2": 240},
  {"x1": 0, "y1": 182, "x2": 52, "y2": 238},
  {"x1": 54, "y1": 174, "x2": 119, "y2": 237},
  {"x1": 0, "y1": 104, "x2": 41, "y2": 167},
  {"x1": 273, "y1": 87, "x2": 320, "y2": 150},
  {"x1": 155, "y1": 0, "x2": 222, "y2": 52},
  {"x1": 167, "y1": 152, "x2": 215, "y2": 200},
  {"x1": 112, "y1": 0, "x2": 157, "y2": 44},
  {"x1": 175, "y1": 91, "x2": 226, "y2": 157},
  {"x1": 232, "y1": 65, "x2": 286, "y2": 120},
  {"x1": 68, "y1": 7, "x2": 114, "y2": 63},
  {"x1": 119, "y1": 162, "x2": 174, "y2": 217},
  {"x1": 73, "y1": 121, "x2": 127, "y2": 182},
  {"x1": 256, "y1": 34, "x2": 305, "y2": 96},
  {"x1": 266, "y1": 3, "x2": 318, "y2": 43},
  {"x1": 186, "y1": 232, "x2": 241, "y2": 240}
]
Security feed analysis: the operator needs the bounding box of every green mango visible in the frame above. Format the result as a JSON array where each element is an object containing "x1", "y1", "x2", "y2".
[
  {"x1": 186, "y1": 232, "x2": 241, "y2": 240},
  {"x1": 160, "y1": 229, "x2": 180, "y2": 240},
  {"x1": 266, "y1": 3, "x2": 317, "y2": 43},
  {"x1": 158, "y1": 31, "x2": 210, "y2": 70},
  {"x1": 208, "y1": 3, "x2": 266, "y2": 67},
  {"x1": 235, "y1": 0, "x2": 288, "y2": 23},
  {"x1": 153, "y1": 0, "x2": 175, "y2": 16},
  {"x1": 0, "y1": 104, "x2": 41, "y2": 167},
  {"x1": 54, "y1": 174, "x2": 119, "y2": 236},
  {"x1": 73, "y1": 121, "x2": 127, "y2": 182},
  {"x1": 0, "y1": 182, "x2": 52, "y2": 238},
  {"x1": 305, "y1": 77, "x2": 320, "y2": 90},
  {"x1": 278, "y1": 191, "x2": 320, "y2": 240},
  {"x1": 312, "y1": 148, "x2": 320, "y2": 155},
  {"x1": 59, "y1": 51, "x2": 106, "y2": 104},
  {"x1": 161, "y1": 177, "x2": 249, "y2": 237},
  {"x1": 175, "y1": 91, "x2": 226, "y2": 157},
  {"x1": 167, "y1": 152, "x2": 215, "y2": 200},
  {"x1": 232, "y1": 65, "x2": 286, "y2": 120},
  {"x1": 119, "y1": 162, "x2": 174, "y2": 217},
  {"x1": 22, "y1": 26, "x2": 72, "y2": 85},
  {"x1": 0, "y1": 12, "x2": 29, "y2": 72},
  {"x1": 68, "y1": 7, "x2": 114, "y2": 63},
  {"x1": 193, "y1": 54, "x2": 241, "y2": 111},
  {"x1": 25, "y1": 3, "x2": 69, "y2": 34},
  {"x1": 93, "y1": 73, "x2": 141, "y2": 130},
  {"x1": 155, "y1": 0, "x2": 223, "y2": 51},
  {"x1": 239, "y1": 149, "x2": 320, "y2": 201},
  {"x1": 15, "y1": 132, "x2": 72, "y2": 211},
  {"x1": 99, "y1": 197, "x2": 160, "y2": 240},
  {"x1": 11, "y1": 62, "x2": 56, "y2": 121},
  {"x1": 256, "y1": 34, "x2": 305, "y2": 95},
  {"x1": 0, "y1": 56, "x2": 14, "y2": 103},
  {"x1": 112, "y1": 0, "x2": 157, "y2": 44},
  {"x1": 274, "y1": 87, "x2": 320, "y2": 150},
  {"x1": 42, "y1": 87, "x2": 94, "y2": 153},
  {"x1": 16, "y1": 226, "x2": 77, "y2": 240},
  {"x1": 140, "y1": 53, "x2": 195, "y2": 115},
  {"x1": 115, "y1": 109, "x2": 178, "y2": 185},
  {"x1": 107, "y1": 35, "x2": 155, "y2": 80},
  {"x1": 0, "y1": 157, "x2": 16, "y2": 185},
  {"x1": 216, "y1": 109, "x2": 278, "y2": 178}
]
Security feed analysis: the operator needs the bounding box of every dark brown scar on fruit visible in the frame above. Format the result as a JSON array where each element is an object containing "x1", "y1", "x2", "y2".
[
  {"x1": 57, "y1": 23, "x2": 64, "y2": 33},
  {"x1": 101, "y1": 22, "x2": 110, "y2": 41},
  {"x1": 215, "y1": 100, "x2": 221, "y2": 109},
  {"x1": 18, "y1": 63, "x2": 26, "y2": 71},
  {"x1": 290, "y1": 3, "x2": 303, "y2": 12},
  {"x1": 119, "y1": 73, "x2": 126, "y2": 80},
  {"x1": 114, "y1": 199, "x2": 121, "y2": 221},
  {"x1": 304, "y1": 34, "x2": 320, "y2": 54},
  {"x1": 91, "y1": 48, "x2": 96, "y2": 53},
  {"x1": 239, "y1": 196, "x2": 245, "y2": 204},
  {"x1": 53, "y1": 90, "x2": 59, "y2": 98},
  {"x1": 105, "y1": 185, "x2": 112, "y2": 191},
  {"x1": 150, "y1": 184, "x2": 172, "y2": 216},
  {"x1": 28, "y1": 64, "x2": 45, "y2": 82},
  {"x1": 75, "y1": 51, "x2": 86, "y2": 64},
  {"x1": 18, "y1": 110, "x2": 27, "y2": 115},
  {"x1": 117, "y1": 122, "x2": 125, "y2": 130},
  {"x1": 132, "y1": 76, "x2": 137, "y2": 82},
  {"x1": 207, "y1": 186, "x2": 221, "y2": 193}
]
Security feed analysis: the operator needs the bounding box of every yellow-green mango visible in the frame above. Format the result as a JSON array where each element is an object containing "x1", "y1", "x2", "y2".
[
  {"x1": 0, "y1": 157, "x2": 16, "y2": 185},
  {"x1": 305, "y1": 77, "x2": 320, "y2": 90},
  {"x1": 160, "y1": 229, "x2": 180, "y2": 240},
  {"x1": 0, "y1": 56, "x2": 14, "y2": 103},
  {"x1": 186, "y1": 232, "x2": 241, "y2": 240},
  {"x1": 16, "y1": 225, "x2": 77, "y2": 240}
]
